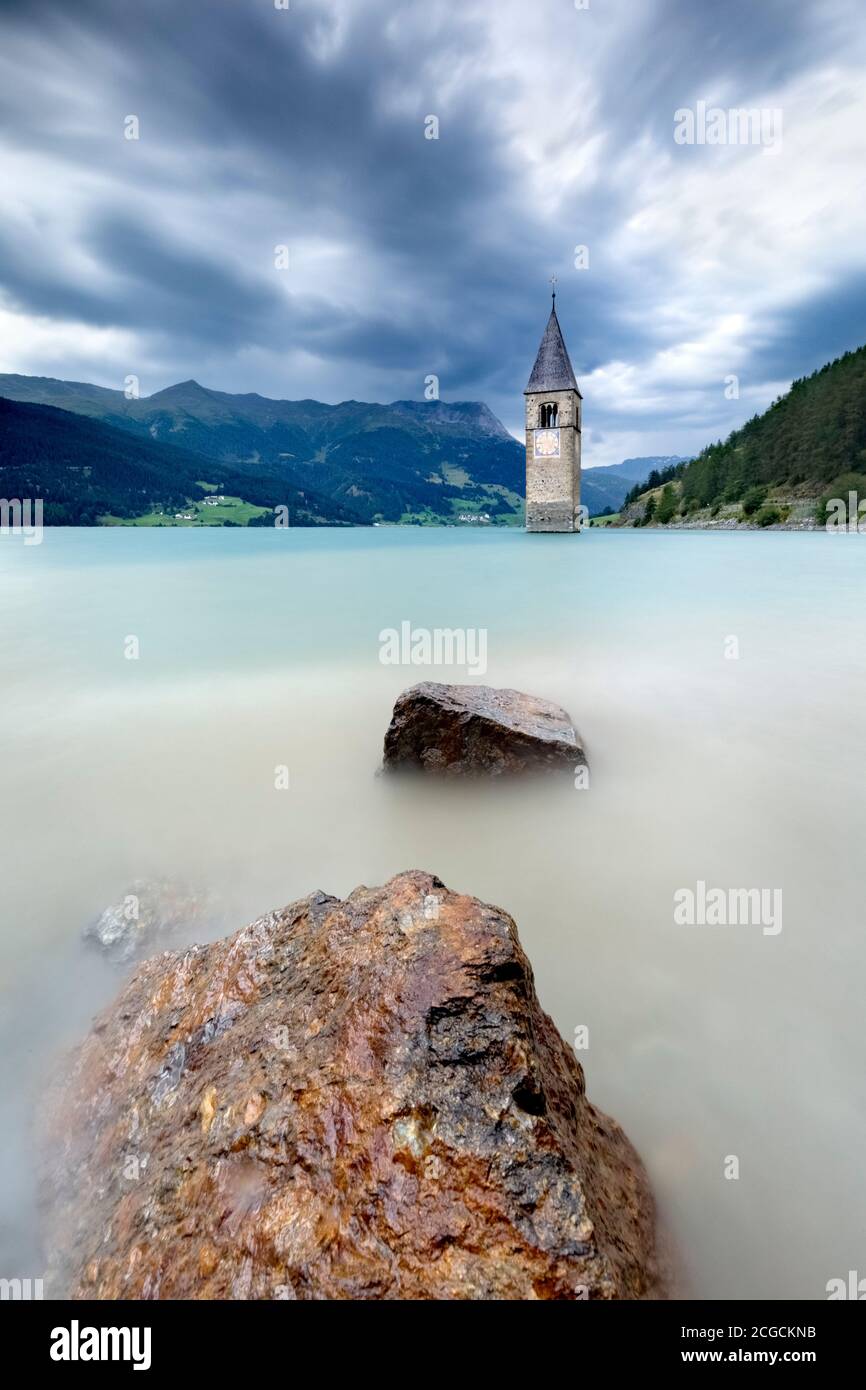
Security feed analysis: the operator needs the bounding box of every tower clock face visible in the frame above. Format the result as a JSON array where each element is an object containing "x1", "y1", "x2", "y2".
[{"x1": 533, "y1": 428, "x2": 561, "y2": 458}]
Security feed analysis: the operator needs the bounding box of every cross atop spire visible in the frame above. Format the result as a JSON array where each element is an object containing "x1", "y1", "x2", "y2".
[{"x1": 549, "y1": 273, "x2": 557, "y2": 302}]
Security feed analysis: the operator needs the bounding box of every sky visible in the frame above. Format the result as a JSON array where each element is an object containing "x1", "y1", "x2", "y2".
[{"x1": 1, "y1": 0, "x2": 865, "y2": 467}]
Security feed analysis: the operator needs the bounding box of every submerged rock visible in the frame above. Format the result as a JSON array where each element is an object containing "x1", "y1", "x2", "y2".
[
  {"x1": 44, "y1": 870, "x2": 659, "y2": 1300},
  {"x1": 83, "y1": 879, "x2": 217, "y2": 964},
  {"x1": 382, "y1": 682, "x2": 586, "y2": 775}
]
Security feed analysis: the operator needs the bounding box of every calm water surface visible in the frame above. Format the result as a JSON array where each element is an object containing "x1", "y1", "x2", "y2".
[{"x1": 1, "y1": 526, "x2": 864, "y2": 1298}]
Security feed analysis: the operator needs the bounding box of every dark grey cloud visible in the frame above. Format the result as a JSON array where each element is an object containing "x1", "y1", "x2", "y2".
[{"x1": 759, "y1": 274, "x2": 866, "y2": 384}]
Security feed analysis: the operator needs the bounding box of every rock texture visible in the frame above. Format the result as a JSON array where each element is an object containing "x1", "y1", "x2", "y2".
[
  {"x1": 83, "y1": 879, "x2": 218, "y2": 964},
  {"x1": 382, "y1": 682, "x2": 586, "y2": 775},
  {"x1": 43, "y1": 871, "x2": 659, "y2": 1300}
]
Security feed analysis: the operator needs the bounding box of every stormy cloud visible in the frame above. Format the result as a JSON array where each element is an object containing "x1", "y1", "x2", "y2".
[{"x1": 0, "y1": 0, "x2": 864, "y2": 465}]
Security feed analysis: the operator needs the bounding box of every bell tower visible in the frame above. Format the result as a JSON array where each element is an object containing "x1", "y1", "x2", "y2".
[{"x1": 524, "y1": 283, "x2": 582, "y2": 532}]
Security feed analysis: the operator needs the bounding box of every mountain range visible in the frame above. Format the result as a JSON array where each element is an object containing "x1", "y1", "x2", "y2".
[
  {"x1": 582, "y1": 457, "x2": 686, "y2": 514},
  {"x1": 0, "y1": 373, "x2": 677, "y2": 525},
  {"x1": 0, "y1": 396, "x2": 363, "y2": 527}
]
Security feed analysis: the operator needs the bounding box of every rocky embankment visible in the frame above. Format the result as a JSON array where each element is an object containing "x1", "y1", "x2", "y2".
[
  {"x1": 42, "y1": 871, "x2": 661, "y2": 1300},
  {"x1": 615, "y1": 492, "x2": 820, "y2": 530},
  {"x1": 383, "y1": 682, "x2": 587, "y2": 775}
]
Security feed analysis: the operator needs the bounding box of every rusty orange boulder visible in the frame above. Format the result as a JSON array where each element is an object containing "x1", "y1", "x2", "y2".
[{"x1": 43, "y1": 871, "x2": 661, "y2": 1299}]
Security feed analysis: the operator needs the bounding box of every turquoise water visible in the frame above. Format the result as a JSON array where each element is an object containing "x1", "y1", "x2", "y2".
[{"x1": 1, "y1": 526, "x2": 864, "y2": 1297}]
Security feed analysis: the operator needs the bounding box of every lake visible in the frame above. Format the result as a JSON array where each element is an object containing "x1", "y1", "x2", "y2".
[{"x1": 1, "y1": 525, "x2": 864, "y2": 1298}]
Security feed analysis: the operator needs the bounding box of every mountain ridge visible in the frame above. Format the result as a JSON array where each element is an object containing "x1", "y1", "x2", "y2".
[
  {"x1": 0, "y1": 396, "x2": 359, "y2": 526},
  {"x1": 0, "y1": 373, "x2": 679, "y2": 523},
  {"x1": 0, "y1": 374, "x2": 525, "y2": 524}
]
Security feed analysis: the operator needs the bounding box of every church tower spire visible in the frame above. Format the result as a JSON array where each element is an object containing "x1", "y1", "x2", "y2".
[{"x1": 524, "y1": 289, "x2": 582, "y2": 532}]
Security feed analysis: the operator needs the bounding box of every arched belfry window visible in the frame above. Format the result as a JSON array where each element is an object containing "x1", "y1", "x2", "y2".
[{"x1": 540, "y1": 402, "x2": 559, "y2": 428}]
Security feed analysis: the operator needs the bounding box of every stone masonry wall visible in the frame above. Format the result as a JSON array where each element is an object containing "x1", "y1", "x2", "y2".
[{"x1": 525, "y1": 389, "x2": 582, "y2": 533}]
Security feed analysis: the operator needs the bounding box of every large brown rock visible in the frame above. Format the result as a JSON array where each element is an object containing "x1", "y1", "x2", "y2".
[
  {"x1": 42, "y1": 871, "x2": 660, "y2": 1300},
  {"x1": 383, "y1": 682, "x2": 586, "y2": 774}
]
